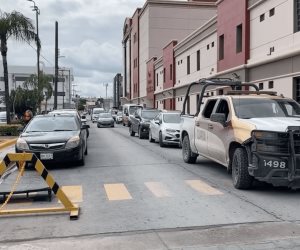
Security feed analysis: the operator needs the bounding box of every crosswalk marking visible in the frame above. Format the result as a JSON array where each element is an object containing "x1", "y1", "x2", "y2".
[
  {"x1": 59, "y1": 185, "x2": 83, "y2": 203},
  {"x1": 145, "y1": 182, "x2": 172, "y2": 198},
  {"x1": 104, "y1": 183, "x2": 132, "y2": 201},
  {"x1": 185, "y1": 180, "x2": 223, "y2": 195}
]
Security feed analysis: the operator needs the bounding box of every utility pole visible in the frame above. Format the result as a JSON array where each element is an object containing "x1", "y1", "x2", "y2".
[
  {"x1": 103, "y1": 83, "x2": 108, "y2": 110},
  {"x1": 54, "y1": 21, "x2": 58, "y2": 109}
]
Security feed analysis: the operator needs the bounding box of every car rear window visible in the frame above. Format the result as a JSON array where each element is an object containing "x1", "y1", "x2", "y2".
[{"x1": 26, "y1": 116, "x2": 79, "y2": 132}]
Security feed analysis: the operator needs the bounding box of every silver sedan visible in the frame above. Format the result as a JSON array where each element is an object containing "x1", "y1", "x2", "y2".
[
  {"x1": 148, "y1": 112, "x2": 181, "y2": 147},
  {"x1": 97, "y1": 113, "x2": 115, "y2": 128}
]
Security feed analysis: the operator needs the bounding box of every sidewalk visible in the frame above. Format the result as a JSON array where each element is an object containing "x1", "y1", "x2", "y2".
[
  {"x1": 1, "y1": 221, "x2": 300, "y2": 250},
  {"x1": 0, "y1": 136, "x2": 18, "y2": 150}
]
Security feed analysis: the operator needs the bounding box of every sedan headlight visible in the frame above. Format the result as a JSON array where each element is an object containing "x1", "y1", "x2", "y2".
[
  {"x1": 165, "y1": 128, "x2": 177, "y2": 133},
  {"x1": 16, "y1": 138, "x2": 29, "y2": 150},
  {"x1": 65, "y1": 136, "x2": 80, "y2": 149}
]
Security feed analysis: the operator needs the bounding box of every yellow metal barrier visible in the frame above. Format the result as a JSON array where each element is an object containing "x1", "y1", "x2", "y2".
[{"x1": 0, "y1": 153, "x2": 79, "y2": 220}]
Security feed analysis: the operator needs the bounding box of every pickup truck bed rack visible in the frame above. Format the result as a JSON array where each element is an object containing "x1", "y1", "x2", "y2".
[{"x1": 181, "y1": 78, "x2": 259, "y2": 116}]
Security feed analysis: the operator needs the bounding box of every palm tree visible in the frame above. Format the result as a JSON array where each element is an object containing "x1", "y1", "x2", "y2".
[
  {"x1": 23, "y1": 73, "x2": 53, "y2": 113},
  {"x1": 0, "y1": 10, "x2": 39, "y2": 124}
]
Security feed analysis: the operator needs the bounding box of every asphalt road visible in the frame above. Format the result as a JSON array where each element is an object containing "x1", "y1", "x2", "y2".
[{"x1": 1, "y1": 122, "x2": 300, "y2": 248}]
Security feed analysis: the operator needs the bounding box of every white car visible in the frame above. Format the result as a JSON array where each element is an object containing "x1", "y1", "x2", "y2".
[
  {"x1": 115, "y1": 111, "x2": 123, "y2": 124},
  {"x1": 148, "y1": 111, "x2": 181, "y2": 147},
  {"x1": 92, "y1": 108, "x2": 105, "y2": 123}
]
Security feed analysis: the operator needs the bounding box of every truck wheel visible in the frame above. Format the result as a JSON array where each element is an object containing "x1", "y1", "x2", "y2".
[
  {"x1": 159, "y1": 132, "x2": 164, "y2": 147},
  {"x1": 149, "y1": 129, "x2": 154, "y2": 143},
  {"x1": 232, "y1": 148, "x2": 253, "y2": 189},
  {"x1": 129, "y1": 126, "x2": 135, "y2": 136},
  {"x1": 182, "y1": 135, "x2": 197, "y2": 163}
]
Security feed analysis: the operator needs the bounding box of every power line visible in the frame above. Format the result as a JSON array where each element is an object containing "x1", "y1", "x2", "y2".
[{"x1": 25, "y1": 40, "x2": 54, "y2": 66}]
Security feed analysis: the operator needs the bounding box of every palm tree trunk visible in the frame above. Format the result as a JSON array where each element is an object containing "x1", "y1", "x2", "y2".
[{"x1": 0, "y1": 37, "x2": 10, "y2": 124}]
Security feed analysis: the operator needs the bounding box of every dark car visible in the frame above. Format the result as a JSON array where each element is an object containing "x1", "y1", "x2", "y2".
[
  {"x1": 15, "y1": 114, "x2": 89, "y2": 166},
  {"x1": 129, "y1": 109, "x2": 161, "y2": 139},
  {"x1": 97, "y1": 113, "x2": 114, "y2": 128},
  {"x1": 49, "y1": 109, "x2": 89, "y2": 138}
]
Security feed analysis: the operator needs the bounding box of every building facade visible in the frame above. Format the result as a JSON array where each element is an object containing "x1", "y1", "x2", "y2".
[
  {"x1": 129, "y1": 0, "x2": 300, "y2": 114},
  {"x1": 113, "y1": 73, "x2": 123, "y2": 108},
  {"x1": 0, "y1": 65, "x2": 73, "y2": 111},
  {"x1": 122, "y1": 0, "x2": 217, "y2": 108}
]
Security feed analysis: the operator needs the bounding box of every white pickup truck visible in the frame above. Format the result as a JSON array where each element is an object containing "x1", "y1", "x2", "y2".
[{"x1": 180, "y1": 78, "x2": 300, "y2": 189}]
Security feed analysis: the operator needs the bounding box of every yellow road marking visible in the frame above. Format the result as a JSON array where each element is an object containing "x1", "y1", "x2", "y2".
[
  {"x1": 145, "y1": 182, "x2": 172, "y2": 198},
  {"x1": 59, "y1": 185, "x2": 83, "y2": 203},
  {"x1": 186, "y1": 180, "x2": 223, "y2": 195},
  {"x1": 104, "y1": 183, "x2": 132, "y2": 201}
]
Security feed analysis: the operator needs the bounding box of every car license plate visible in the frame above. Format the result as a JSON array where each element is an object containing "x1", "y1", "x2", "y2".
[{"x1": 40, "y1": 153, "x2": 53, "y2": 160}]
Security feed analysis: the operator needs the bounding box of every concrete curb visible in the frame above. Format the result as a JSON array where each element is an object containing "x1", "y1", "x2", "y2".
[{"x1": 0, "y1": 138, "x2": 17, "y2": 150}]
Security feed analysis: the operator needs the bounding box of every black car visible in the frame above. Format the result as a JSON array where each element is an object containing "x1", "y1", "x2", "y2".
[
  {"x1": 129, "y1": 109, "x2": 161, "y2": 139},
  {"x1": 15, "y1": 114, "x2": 89, "y2": 166}
]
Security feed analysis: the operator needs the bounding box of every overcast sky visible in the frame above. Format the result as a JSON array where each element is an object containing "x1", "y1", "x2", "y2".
[{"x1": 0, "y1": 0, "x2": 146, "y2": 98}]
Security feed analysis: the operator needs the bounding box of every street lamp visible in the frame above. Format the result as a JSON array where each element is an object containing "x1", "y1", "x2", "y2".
[{"x1": 27, "y1": 0, "x2": 40, "y2": 86}]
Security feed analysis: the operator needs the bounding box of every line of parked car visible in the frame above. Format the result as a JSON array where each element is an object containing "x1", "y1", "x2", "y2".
[{"x1": 122, "y1": 104, "x2": 181, "y2": 147}]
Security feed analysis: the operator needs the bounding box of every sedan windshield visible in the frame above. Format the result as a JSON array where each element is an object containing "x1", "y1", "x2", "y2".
[
  {"x1": 163, "y1": 113, "x2": 181, "y2": 123},
  {"x1": 129, "y1": 106, "x2": 142, "y2": 115},
  {"x1": 99, "y1": 113, "x2": 112, "y2": 118},
  {"x1": 26, "y1": 116, "x2": 79, "y2": 132},
  {"x1": 233, "y1": 98, "x2": 300, "y2": 119},
  {"x1": 141, "y1": 110, "x2": 160, "y2": 119}
]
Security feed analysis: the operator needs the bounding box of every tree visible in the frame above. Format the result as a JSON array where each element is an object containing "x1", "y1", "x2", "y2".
[
  {"x1": 23, "y1": 73, "x2": 53, "y2": 113},
  {"x1": 0, "y1": 10, "x2": 39, "y2": 124}
]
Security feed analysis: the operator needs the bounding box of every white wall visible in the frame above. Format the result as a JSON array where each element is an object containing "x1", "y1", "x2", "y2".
[
  {"x1": 175, "y1": 32, "x2": 217, "y2": 88},
  {"x1": 139, "y1": 8, "x2": 150, "y2": 100},
  {"x1": 249, "y1": 0, "x2": 300, "y2": 63}
]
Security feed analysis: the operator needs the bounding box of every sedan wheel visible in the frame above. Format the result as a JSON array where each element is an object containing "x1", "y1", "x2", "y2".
[
  {"x1": 138, "y1": 127, "x2": 144, "y2": 139},
  {"x1": 149, "y1": 129, "x2": 154, "y2": 143},
  {"x1": 159, "y1": 132, "x2": 164, "y2": 147},
  {"x1": 129, "y1": 125, "x2": 135, "y2": 136}
]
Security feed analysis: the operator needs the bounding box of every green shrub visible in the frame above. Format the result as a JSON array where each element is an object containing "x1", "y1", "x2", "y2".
[{"x1": 0, "y1": 124, "x2": 22, "y2": 136}]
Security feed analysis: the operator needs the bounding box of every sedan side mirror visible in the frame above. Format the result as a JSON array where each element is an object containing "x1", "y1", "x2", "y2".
[
  {"x1": 135, "y1": 114, "x2": 140, "y2": 119},
  {"x1": 210, "y1": 113, "x2": 226, "y2": 127},
  {"x1": 154, "y1": 120, "x2": 160, "y2": 125}
]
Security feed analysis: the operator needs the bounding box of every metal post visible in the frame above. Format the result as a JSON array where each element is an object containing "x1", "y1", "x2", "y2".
[{"x1": 54, "y1": 21, "x2": 58, "y2": 109}]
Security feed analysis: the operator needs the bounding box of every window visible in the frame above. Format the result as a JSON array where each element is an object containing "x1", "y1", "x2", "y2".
[
  {"x1": 212, "y1": 42, "x2": 214, "y2": 47},
  {"x1": 133, "y1": 33, "x2": 137, "y2": 43},
  {"x1": 236, "y1": 24, "x2": 243, "y2": 53},
  {"x1": 268, "y1": 81, "x2": 274, "y2": 89},
  {"x1": 163, "y1": 68, "x2": 166, "y2": 83},
  {"x1": 269, "y1": 8, "x2": 275, "y2": 17},
  {"x1": 207, "y1": 44, "x2": 210, "y2": 50},
  {"x1": 219, "y1": 89, "x2": 224, "y2": 95},
  {"x1": 215, "y1": 100, "x2": 230, "y2": 120},
  {"x1": 187, "y1": 55, "x2": 190, "y2": 75},
  {"x1": 296, "y1": 0, "x2": 300, "y2": 32},
  {"x1": 211, "y1": 92, "x2": 214, "y2": 96},
  {"x1": 260, "y1": 13, "x2": 265, "y2": 22},
  {"x1": 219, "y1": 34, "x2": 224, "y2": 60},
  {"x1": 170, "y1": 64, "x2": 173, "y2": 80},
  {"x1": 197, "y1": 50, "x2": 200, "y2": 71},
  {"x1": 294, "y1": 77, "x2": 300, "y2": 103},
  {"x1": 203, "y1": 99, "x2": 217, "y2": 118},
  {"x1": 178, "y1": 61, "x2": 180, "y2": 65},
  {"x1": 259, "y1": 82, "x2": 264, "y2": 90},
  {"x1": 156, "y1": 73, "x2": 158, "y2": 87}
]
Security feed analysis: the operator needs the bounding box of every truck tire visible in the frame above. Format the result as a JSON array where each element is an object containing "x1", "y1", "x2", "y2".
[
  {"x1": 129, "y1": 125, "x2": 135, "y2": 136},
  {"x1": 232, "y1": 147, "x2": 253, "y2": 189},
  {"x1": 182, "y1": 135, "x2": 197, "y2": 163}
]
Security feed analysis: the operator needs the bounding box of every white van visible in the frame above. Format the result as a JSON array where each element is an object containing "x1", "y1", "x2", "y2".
[
  {"x1": 92, "y1": 108, "x2": 105, "y2": 123},
  {"x1": 122, "y1": 104, "x2": 143, "y2": 126}
]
